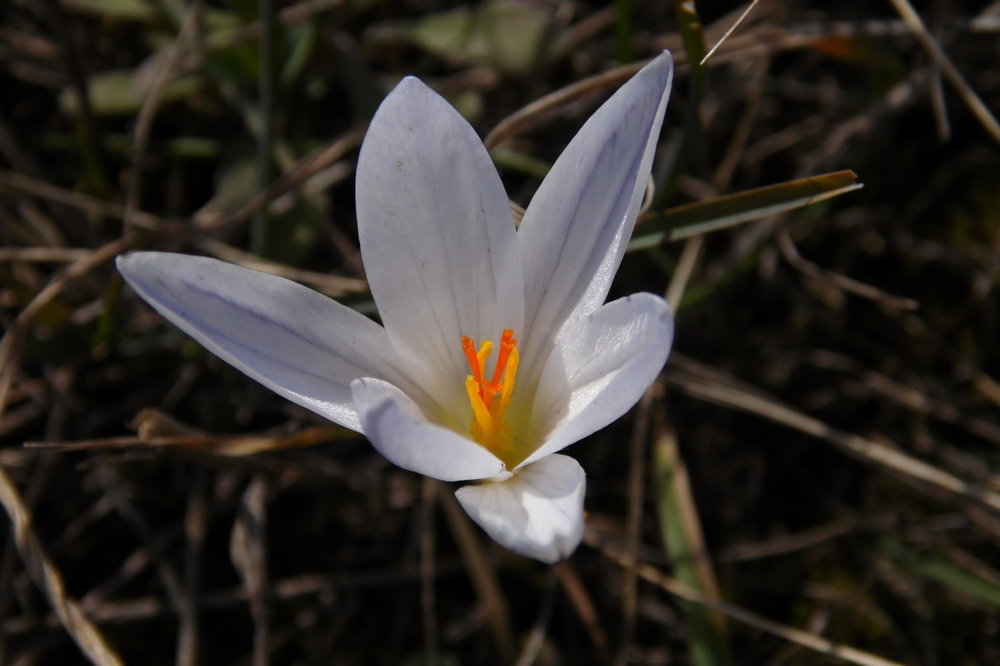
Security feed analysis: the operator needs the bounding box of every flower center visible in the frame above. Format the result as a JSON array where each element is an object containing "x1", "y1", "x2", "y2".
[{"x1": 461, "y1": 329, "x2": 519, "y2": 459}]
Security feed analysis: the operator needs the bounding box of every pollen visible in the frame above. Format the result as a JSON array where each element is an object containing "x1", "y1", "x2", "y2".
[{"x1": 461, "y1": 329, "x2": 519, "y2": 457}]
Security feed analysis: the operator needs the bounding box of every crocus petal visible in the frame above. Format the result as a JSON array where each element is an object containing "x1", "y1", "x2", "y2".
[
  {"x1": 517, "y1": 52, "x2": 673, "y2": 380},
  {"x1": 117, "y1": 253, "x2": 413, "y2": 432},
  {"x1": 518, "y1": 293, "x2": 673, "y2": 469},
  {"x1": 356, "y1": 77, "x2": 524, "y2": 410},
  {"x1": 352, "y1": 378, "x2": 506, "y2": 482},
  {"x1": 455, "y1": 454, "x2": 585, "y2": 563}
]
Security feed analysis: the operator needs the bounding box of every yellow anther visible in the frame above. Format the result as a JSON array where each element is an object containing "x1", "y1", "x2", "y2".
[{"x1": 461, "y1": 330, "x2": 518, "y2": 457}]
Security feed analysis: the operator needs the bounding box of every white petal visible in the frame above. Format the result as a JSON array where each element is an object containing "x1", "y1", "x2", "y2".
[
  {"x1": 518, "y1": 293, "x2": 673, "y2": 469},
  {"x1": 517, "y1": 52, "x2": 673, "y2": 380},
  {"x1": 356, "y1": 77, "x2": 524, "y2": 411},
  {"x1": 351, "y1": 378, "x2": 506, "y2": 482},
  {"x1": 455, "y1": 454, "x2": 585, "y2": 563},
  {"x1": 117, "y1": 252, "x2": 413, "y2": 431}
]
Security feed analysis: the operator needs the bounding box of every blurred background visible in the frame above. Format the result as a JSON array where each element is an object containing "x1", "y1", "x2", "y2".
[{"x1": 1, "y1": 0, "x2": 1000, "y2": 664}]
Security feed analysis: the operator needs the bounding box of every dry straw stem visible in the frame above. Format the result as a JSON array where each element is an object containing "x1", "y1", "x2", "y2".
[
  {"x1": 857, "y1": 371, "x2": 1000, "y2": 448},
  {"x1": 124, "y1": 0, "x2": 204, "y2": 231},
  {"x1": 700, "y1": 0, "x2": 762, "y2": 66},
  {"x1": 0, "y1": 170, "x2": 174, "y2": 232},
  {"x1": 0, "y1": 247, "x2": 92, "y2": 262},
  {"x1": 0, "y1": 233, "x2": 138, "y2": 419},
  {"x1": 666, "y1": 356, "x2": 1000, "y2": 513},
  {"x1": 777, "y1": 227, "x2": 920, "y2": 311},
  {"x1": 616, "y1": 386, "x2": 655, "y2": 666},
  {"x1": 512, "y1": 582, "x2": 555, "y2": 666},
  {"x1": 195, "y1": 127, "x2": 366, "y2": 232},
  {"x1": 435, "y1": 485, "x2": 514, "y2": 662},
  {"x1": 719, "y1": 518, "x2": 858, "y2": 563},
  {"x1": 483, "y1": 60, "x2": 649, "y2": 150},
  {"x1": 194, "y1": 238, "x2": 368, "y2": 298},
  {"x1": 886, "y1": 0, "x2": 1000, "y2": 145},
  {"x1": 0, "y1": 126, "x2": 364, "y2": 237},
  {"x1": 0, "y1": 465, "x2": 124, "y2": 666},
  {"x1": 230, "y1": 476, "x2": 270, "y2": 666},
  {"x1": 586, "y1": 526, "x2": 904, "y2": 666},
  {"x1": 420, "y1": 477, "x2": 439, "y2": 666},
  {"x1": 551, "y1": 561, "x2": 609, "y2": 655}
]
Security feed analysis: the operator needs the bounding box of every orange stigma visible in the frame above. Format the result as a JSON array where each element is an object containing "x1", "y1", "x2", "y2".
[{"x1": 461, "y1": 329, "x2": 519, "y2": 457}]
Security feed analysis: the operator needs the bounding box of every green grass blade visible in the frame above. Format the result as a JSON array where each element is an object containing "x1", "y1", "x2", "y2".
[
  {"x1": 655, "y1": 425, "x2": 732, "y2": 666},
  {"x1": 629, "y1": 170, "x2": 862, "y2": 251},
  {"x1": 881, "y1": 538, "x2": 1000, "y2": 609}
]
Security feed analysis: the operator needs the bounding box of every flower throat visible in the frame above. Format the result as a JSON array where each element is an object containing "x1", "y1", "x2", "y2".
[{"x1": 461, "y1": 329, "x2": 518, "y2": 461}]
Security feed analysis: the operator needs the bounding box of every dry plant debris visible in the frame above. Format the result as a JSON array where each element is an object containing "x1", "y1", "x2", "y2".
[{"x1": 2, "y1": 0, "x2": 1000, "y2": 664}]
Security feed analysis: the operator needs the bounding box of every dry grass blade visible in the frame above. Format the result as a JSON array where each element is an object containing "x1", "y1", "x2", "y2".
[
  {"x1": 0, "y1": 248, "x2": 92, "y2": 262},
  {"x1": 483, "y1": 60, "x2": 649, "y2": 150},
  {"x1": 513, "y1": 581, "x2": 555, "y2": 666},
  {"x1": 197, "y1": 128, "x2": 365, "y2": 232},
  {"x1": 586, "y1": 528, "x2": 906, "y2": 666},
  {"x1": 0, "y1": 234, "x2": 138, "y2": 418},
  {"x1": 124, "y1": 0, "x2": 204, "y2": 230},
  {"x1": 0, "y1": 465, "x2": 124, "y2": 666},
  {"x1": 616, "y1": 386, "x2": 655, "y2": 666},
  {"x1": 700, "y1": 0, "x2": 762, "y2": 65},
  {"x1": 420, "y1": 477, "x2": 439, "y2": 666},
  {"x1": 859, "y1": 372, "x2": 1000, "y2": 447},
  {"x1": 552, "y1": 561, "x2": 609, "y2": 656},
  {"x1": 886, "y1": 0, "x2": 1000, "y2": 145},
  {"x1": 194, "y1": 238, "x2": 368, "y2": 298},
  {"x1": 777, "y1": 228, "x2": 919, "y2": 311},
  {"x1": 666, "y1": 360, "x2": 1000, "y2": 512},
  {"x1": 719, "y1": 518, "x2": 858, "y2": 562},
  {"x1": 436, "y1": 486, "x2": 514, "y2": 662},
  {"x1": 230, "y1": 476, "x2": 269, "y2": 666},
  {"x1": 25, "y1": 409, "x2": 350, "y2": 456},
  {"x1": 0, "y1": 170, "x2": 175, "y2": 232}
]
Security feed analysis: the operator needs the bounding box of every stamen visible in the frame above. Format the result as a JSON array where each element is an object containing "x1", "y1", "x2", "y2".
[
  {"x1": 477, "y1": 341, "x2": 493, "y2": 406},
  {"x1": 465, "y1": 376, "x2": 493, "y2": 432},
  {"x1": 460, "y1": 330, "x2": 520, "y2": 458},
  {"x1": 486, "y1": 329, "x2": 516, "y2": 392},
  {"x1": 461, "y1": 336, "x2": 483, "y2": 395}
]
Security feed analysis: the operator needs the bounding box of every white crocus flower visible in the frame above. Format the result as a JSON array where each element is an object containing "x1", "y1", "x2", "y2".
[{"x1": 117, "y1": 52, "x2": 675, "y2": 563}]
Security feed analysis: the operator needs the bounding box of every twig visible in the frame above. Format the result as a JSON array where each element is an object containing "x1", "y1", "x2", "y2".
[
  {"x1": 0, "y1": 465, "x2": 124, "y2": 666},
  {"x1": 513, "y1": 579, "x2": 556, "y2": 666},
  {"x1": 436, "y1": 486, "x2": 514, "y2": 662},
  {"x1": 231, "y1": 476, "x2": 270, "y2": 666},
  {"x1": 197, "y1": 128, "x2": 366, "y2": 232},
  {"x1": 42, "y1": 0, "x2": 108, "y2": 195},
  {"x1": 484, "y1": 60, "x2": 650, "y2": 150},
  {"x1": 587, "y1": 527, "x2": 906, "y2": 666},
  {"x1": 665, "y1": 236, "x2": 703, "y2": 310},
  {"x1": 701, "y1": 0, "x2": 762, "y2": 65},
  {"x1": 552, "y1": 561, "x2": 609, "y2": 655},
  {"x1": 251, "y1": 0, "x2": 277, "y2": 255},
  {"x1": 886, "y1": 0, "x2": 1000, "y2": 145},
  {"x1": 0, "y1": 247, "x2": 92, "y2": 263},
  {"x1": 0, "y1": 169, "x2": 175, "y2": 232},
  {"x1": 665, "y1": 358, "x2": 1000, "y2": 512},
  {"x1": 777, "y1": 227, "x2": 919, "y2": 311},
  {"x1": 420, "y1": 478, "x2": 439, "y2": 666},
  {"x1": 718, "y1": 518, "x2": 858, "y2": 562},
  {"x1": 125, "y1": 0, "x2": 204, "y2": 232},
  {"x1": 615, "y1": 385, "x2": 655, "y2": 666},
  {"x1": 178, "y1": 469, "x2": 207, "y2": 666},
  {"x1": 0, "y1": 234, "x2": 139, "y2": 419},
  {"x1": 193, "y1": 238, "x2": 368, "y2": 298}
]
